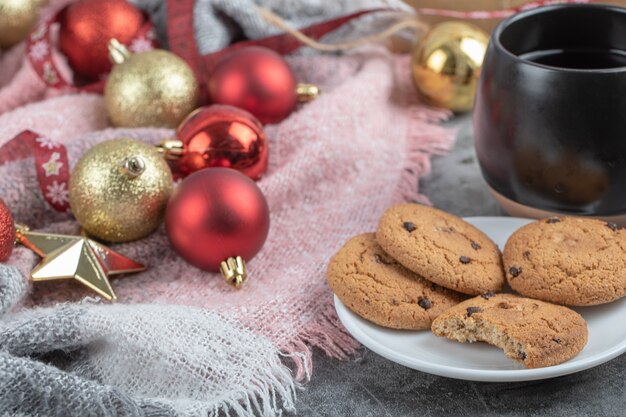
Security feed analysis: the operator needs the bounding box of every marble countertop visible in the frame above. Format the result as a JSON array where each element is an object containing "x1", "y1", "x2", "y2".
[{"x1": 291, "y1": 115, "x2": 626, "y2": 417}]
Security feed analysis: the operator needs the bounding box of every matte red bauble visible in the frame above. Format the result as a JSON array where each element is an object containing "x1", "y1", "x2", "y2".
[
  {"x1": 175, "y1": 105, "x2": 268, "y2": 180},
  {"x1": 208, "y1": 47, "x2": 297, "y2": 124},
  {"x1": 165, "y1": 168, "x2": 270, "y2": 287},
  {"x1": 59, "y1": 0, "x2": 145, "y2": 80},
  {"x1": 0, "y1": 199, "x2": 15, "y2": 262}
]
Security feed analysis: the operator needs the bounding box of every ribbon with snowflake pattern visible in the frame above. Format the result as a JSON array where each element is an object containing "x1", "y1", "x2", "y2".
[
  {"x1": 27, "y1": 10, "x2": 157, "y2": 93},
  {"x1": 0, "y1": 130, "x2": 71, "y2": 212}
]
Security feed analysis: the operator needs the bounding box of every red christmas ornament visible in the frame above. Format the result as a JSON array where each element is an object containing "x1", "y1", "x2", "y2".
[
  {"x1": 175, "y1": 105, "x2": 268, "y2": 180},
  {"x1": 208, "y1": 47, "x2": 298, "y2": 124},
  {"x1": 165, "y1": 168, "x2": 270, "y2": 287},
  {"x1": 0, "y1": 199, "x2": 15, "y2": 262},
  {"x1": 59, "y1": 0, "x2": 145, "y2": 80}
]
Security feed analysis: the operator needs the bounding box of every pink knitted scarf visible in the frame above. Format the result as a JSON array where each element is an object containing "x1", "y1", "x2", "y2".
[{"x1": 0, "y1": 48, "x2": 453, "y2": 384}]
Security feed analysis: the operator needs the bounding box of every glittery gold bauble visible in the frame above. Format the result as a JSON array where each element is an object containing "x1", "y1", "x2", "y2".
[
  {"x1": 69, "y1": 138, "x2": 173, "y2": 243},
  {"x1": 105, "y1": 41, "x2": 199, "y2": 128},
  {"x1": 0, "y1": 0, "x2": 44, "y2": 49},
  {"x1": 411, "y1": 22, "x2": 489, "y2": 113}
]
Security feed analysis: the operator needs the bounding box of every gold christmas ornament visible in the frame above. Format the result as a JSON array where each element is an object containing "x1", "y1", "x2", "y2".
[
  {"x1": 0, "y1": 0, "x2": 44, "y2": 49},
  {"x1": 15, "y1": 223, "x2": 145, "y2": 301},
  {"x1": 69, "y1": 138, "x2": 173, "y2": 243},
  {"x1": 105, "y1": 39, "x2": 199, "y2": 128},
  {"x1": 411, "y1": 22, "x2": 489, "y2": 113}
]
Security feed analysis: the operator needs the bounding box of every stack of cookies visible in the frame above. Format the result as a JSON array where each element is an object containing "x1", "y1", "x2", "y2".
[{"x1": 327, "y1": 203, "x2": 625, "y2": 368}]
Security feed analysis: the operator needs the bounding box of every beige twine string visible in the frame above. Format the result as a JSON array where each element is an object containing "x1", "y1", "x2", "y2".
[{"x1": 256, "y1": 7, "x2": 428, "y2": 52}]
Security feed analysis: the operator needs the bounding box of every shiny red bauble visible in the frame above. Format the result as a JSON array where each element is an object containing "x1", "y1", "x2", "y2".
[
  {"x1": 176, "y1": 105, "x2": 268, "y2": 180},
  {"x1": 208, "y1": 47, "x2": 297, "y2": 125},
  {"x1": 165, "y1": 168, "x2": 270, "y2": 272},
  {"x1": 0, "y1": 199, "x2": 15, "y2": 262},
  {"x1": 59, "y1": 0, "x2": 145, "y2": 80}
]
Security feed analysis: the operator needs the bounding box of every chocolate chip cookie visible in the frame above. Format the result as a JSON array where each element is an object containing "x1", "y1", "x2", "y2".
[
  {"x1": 327, "y1": 233, "x2": 466, "y2": 330},
  {"x1": 504, "y1": 216, "x2": 626, "y2": 306},
  {"x1": 376, "y1": 204, "x2": 505, "y2": 295},
  {"x1": 431, "y1": 293, "x2": 588, "y2": 368}
]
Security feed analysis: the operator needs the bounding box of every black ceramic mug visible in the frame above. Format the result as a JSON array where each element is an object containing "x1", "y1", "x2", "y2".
[{"x1": 473, "y1": 4, "x2": 626, "y2": 222}]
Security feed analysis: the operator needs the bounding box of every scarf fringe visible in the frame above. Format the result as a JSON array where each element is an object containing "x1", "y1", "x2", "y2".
[
  {"x1": 281, "y1": 296, "x2": 361, "y2": 382},
  {"x1": 209, "y1": 350, "x2": 297, "y2": 417},
  {"x1": 396, "y1": 106, "x2": 457, "y2": 204}
]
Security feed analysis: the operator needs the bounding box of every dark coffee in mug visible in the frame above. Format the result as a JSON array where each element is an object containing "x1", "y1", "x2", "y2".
[
  {"x1": 520, "y1": 48, "x2": 626, "y2": 70},
  {"x1": 474, "y1": 4, "x2": 626, "y2": 220}
]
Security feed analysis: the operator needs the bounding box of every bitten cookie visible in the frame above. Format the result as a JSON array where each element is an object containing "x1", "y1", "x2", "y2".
[
  {"x1": 504, "y1": 216, "x2": 626, "y2": 306},
  {"x1": 327, "y1": 233, "x2": 466, "y2": 330},
  {"x1": 376, "y1": 204, "x2": 505, "y2": 295},
  {"x1": 431, "y1": 293, "x2": 588, "y2": 368}
]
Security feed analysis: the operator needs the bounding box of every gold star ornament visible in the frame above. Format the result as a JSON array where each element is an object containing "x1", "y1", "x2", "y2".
[{"x1": 15, "y1": 224, "x2": 145, "y2": 301}]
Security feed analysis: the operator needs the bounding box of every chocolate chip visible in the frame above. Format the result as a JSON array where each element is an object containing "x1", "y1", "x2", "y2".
[
  {"x1": 509, "y1": 266, "x2": 522, "y2": 277},
  {"x1": 518, "y1": 351, "x2": 527, "y2": 360},
  {"x1": 481, "y1": 291, "x2": 496, "y2": 300},
  {"x1": 417, "y1": 297, "x2": 432, "y2": 310},
  {"x1": 466, "y1": 306, "x2": 483, "y2": 317},
  {"x1": 552, "y1": 338, "x2": 562, "y2": 344},
  {"x1": 546, "y1": 217, "x2": 561, "y2": 224},
  {"x1": 403, "y1": 221, "x2": 416, "y2": 232},
  {"x1": 391, "y1": 298, "x2": 398, "y2": 306},
  {"x1": 459, "y1": 256, "x2": 471, "y2": 264},
  {"x1": 523, "y1": 251, "x2": 531, "y2": 260},
  {"x1": 471, "y1": 241, "x2": 481, "y2": 250},
  {"x1": 607, "y1": 222, "x2": 619, "y2": 231}
]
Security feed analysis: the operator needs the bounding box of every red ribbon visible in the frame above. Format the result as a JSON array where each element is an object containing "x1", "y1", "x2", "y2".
[
  {"x1": 0, "y1": 131, "x2": 71, "y2": 212},
  {"x1": 26, "y1": 8, "x2": 158, "y2": 93},
  {"x1": 200, "y1": 9, "x2": 387, "y2": 74},
  {"x1": 166, "y1": 0, "x2": 207, "y2": 84},
  {"x1": 167, "y1": 0, "x2": 386, "y2": 80}
]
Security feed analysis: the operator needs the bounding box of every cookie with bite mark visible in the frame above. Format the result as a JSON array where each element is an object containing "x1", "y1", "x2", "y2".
[{"x1": 431, "y1": 293, "x2": 588, "y2": 368}]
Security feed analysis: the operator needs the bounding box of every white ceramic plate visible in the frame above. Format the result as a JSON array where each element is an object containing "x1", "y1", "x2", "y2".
[{"x1": 334, "y1": 217, "x2": 626, "y2": 382}]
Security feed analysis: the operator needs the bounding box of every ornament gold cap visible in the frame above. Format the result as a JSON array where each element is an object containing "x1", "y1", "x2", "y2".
[
  {"x1": 296, "y1": 83, "x2": 320, "y2": 103},
  {"x1": 14, "y1": 222, "x2": 28, "y2": 235},
  {"x1": 157, "y1": 139, "x2": 185, "y2": 160},
  {"x1": 108, "y1": 38, "x2": 131, "y2": 65},
  {"x1": 14, "y1": 223, "x2": 44, "y2": 258},
  {"x1": 120, "y1": 155, "x2": 146, "y2": 177},
  {"x1": 220, "y1": 256, "x2": 247, "y2": 288},
  {"x1": 14, "y1": 223, "x2": 29, "y2": 243}
]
